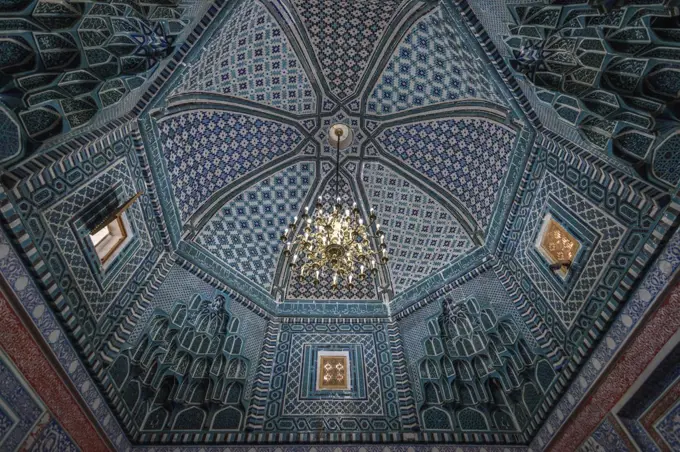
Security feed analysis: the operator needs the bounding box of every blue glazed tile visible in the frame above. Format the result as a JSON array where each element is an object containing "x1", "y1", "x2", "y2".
[{"x1": 368, "y1": 7, "x2": 505, "y2": 114}]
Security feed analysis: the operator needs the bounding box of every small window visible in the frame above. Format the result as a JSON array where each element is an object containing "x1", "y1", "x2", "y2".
[
  {"x1": 535, "y1": 213, "x2": 580, "y2": 278},
  {"x1": 89, "y1": 213, "x2": 129, "y2": 264},
  {"x1": 316, "y1": 351, "x2": 350, "y2": 391}
]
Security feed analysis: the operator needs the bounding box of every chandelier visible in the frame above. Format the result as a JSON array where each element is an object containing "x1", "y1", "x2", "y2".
[{"x1": 280, "y1": 125, "x2": 388, "y2": 289}]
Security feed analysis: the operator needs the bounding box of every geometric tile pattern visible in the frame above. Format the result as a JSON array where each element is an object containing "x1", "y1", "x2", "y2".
[
  {"x1": 514, "y1": 172, "x2": 626, "y2": 329},
  {"x1": 362, "y1": 162, "x2": 474, "y2": 294},
  {"x1": 368, "y1": 8, "x2": 504, "y2": 115},
  {"x1": 378, "y1": 118, "x2": 516, "y2": 231},
  {"x1": 196, "y1": 162, "x2": 316, "y2": 291},
  {"x1": 292, "y1": 0, "x2": 403, "y2": 99},
  {"x1": 107, "y1": 290, "x2": 260, "y2": 437},
  {"x1": 42, "y1": 160, "x2": 153, "y2": 320},
  {"x1": 397, "y1": 270, "x2": 540, "y2": 404},
  {"x1": 127, "y1": 265, "x2": 216, "y2": 345},
  {"x1": 397, "y1": 301, "x2": 442, "y2": 404},
  {"x1": 283, "y1": 334, "x2": 381, "y2": 415},
  {"x1": 263, "y1": 322, "x2": 402, "y2": 431},
  {"x1": 159, "y1": 110, "x2": 303, "y2": 223},
  {"x1": 285, "y1": 176, "x2": 379, "y2": 300},
  {"x1": 172, "y1": 0, "x2": 317, "y2": 114}
]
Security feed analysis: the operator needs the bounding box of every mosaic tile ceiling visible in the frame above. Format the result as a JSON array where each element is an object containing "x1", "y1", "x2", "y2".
[
  {"x1": 158, "y1": 0, "x2": 519, "y2": 301},
  {"x1": 2, "y1": 0, "x2": 679, "y2": 449}
]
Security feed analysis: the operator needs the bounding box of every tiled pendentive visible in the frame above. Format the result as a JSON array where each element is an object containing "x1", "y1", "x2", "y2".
[
  {"x1": 196, "y1": 161, "x2": 316, "y2": 291},
  {"x1": 172, "y1": 0, "x2": 317, "y2": 114}
]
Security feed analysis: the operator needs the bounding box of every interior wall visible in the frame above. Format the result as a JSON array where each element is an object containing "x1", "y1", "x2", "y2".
[
  {"x1": 397, "y1": 270, "x2": 554, "y2": 441},
  {"x1": 0, "y1": 121, "x2": 167, "y2": 375}
]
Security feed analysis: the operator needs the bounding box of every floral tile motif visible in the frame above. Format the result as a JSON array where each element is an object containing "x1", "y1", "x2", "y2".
[
  {"x1": 159, "y1": 110, "x2": 303, "y2": 223},
  {"x1": 578, "y1": 414, "x2": 637, "y2": 452},
  {"x1": 655, "y1": 398, "x2": 680, "y2": 450},
  {"x1": 362, "y1": 162, "x2": 474, "y2": 294},
  {"x1": 172, "y1": 0, "x2": 317, "y2": 114},
  {"x1": 368, "y1": 7, "x2": 505, "y2": 115},
  {"x1": 196, "y1": 162, "x2": 316, "y2": 291},
  {"x1": 0, "y1": 351, "x2": 44, "y2": 451}
]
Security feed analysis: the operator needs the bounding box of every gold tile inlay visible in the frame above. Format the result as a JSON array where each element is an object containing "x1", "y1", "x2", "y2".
[
  {"x1": 540, "y1": 217, "x2": 580, "y2": 276},
  {"x1": 318, "y1": 356, "x2": 348, "y2": 390}
]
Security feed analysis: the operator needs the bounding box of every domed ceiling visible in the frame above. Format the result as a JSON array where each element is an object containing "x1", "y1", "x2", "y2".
[
  {"x1": 1, "y1": 0, "x2": 678, "y2": 450},
  {"x1": 146, "y1": 0, "x2": 528, "y2": 306}
]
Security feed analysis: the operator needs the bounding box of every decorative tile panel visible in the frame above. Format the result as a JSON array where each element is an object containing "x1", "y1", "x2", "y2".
[
  {"x1": 263, "y1": 322, "x2": 402, "y2": 431},
  {"x1": 42, "y1": 159, "x2": 153, "y2": 320},
  {"x1": 196, "y1": 162, "x2": 316, "y2": 291},
  {"x1": 159, "y1": 110, "x2": 303, "y2": 223},
  {"x1": 536, "y1": 214, "x2": 581, "y2": 278},
  {"x1": 292, "y1": 0, "x2": 403, "y2": 99},
  {"x1": 172, "y1": 0, "x2": 317, "y2": 114},
  {"x1": 513, "y1": 173, "x2": 625, "y2": 329},
  {"x1": 378, "y1": 117, "x2": 516, "y2": 231},
  {"x1": 362, "y1": 162, "x2": 474, "y2": 294},
  {"x1": 368, "y1": 7, "x2": 504, "y2": 115},
  {"x1": 282, "y1": 334, "x2": 380, "y2": 416},
  {"x1": 285, "y1": 176, "x2": 379, "y2": 301}
]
